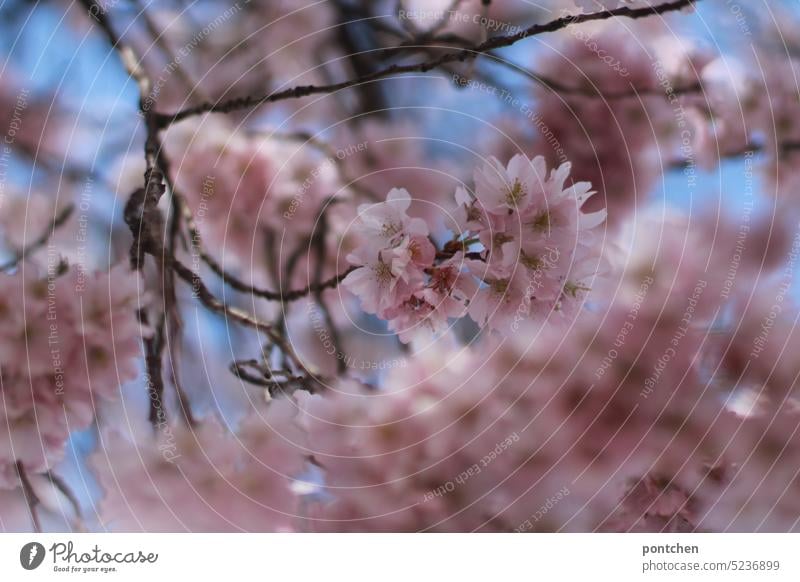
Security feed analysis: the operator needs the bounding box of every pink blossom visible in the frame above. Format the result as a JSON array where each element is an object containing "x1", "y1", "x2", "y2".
[
  {"x1": 601, "y1": 475, "x2": 697, "y2": 532},
  {"x1": 460, "y1": 157, "x2": 606, "y2": 332},
  {"x1": 345, "y1": 154, "x2": 606, "y2": 337},
  {"x1": 340, "y1": 119, "x2": 462, "y2": 224},
  {"x1": 531, "y1": 26, "x2": 679, "y2": 225},
  {"x1": 355, "y1": 188, "x2": 429, "y2": 247},
  {"x1": 92, "y1": 403, "x2": 306, "y2": 532},
  {"x1": 0, "y1": 264, "x2": 143, "y2": 489},
  {"x1": 473, "y1": 154, "x2": 548, "y2": 215},
  {"x1": 343, "y1": 240, "x2": 423, "y2": 317}
]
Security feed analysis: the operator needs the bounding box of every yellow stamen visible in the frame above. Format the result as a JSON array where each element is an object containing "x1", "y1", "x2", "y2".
[{"x1": 505, "y1": 179, "x2": 527, "y2": 206}]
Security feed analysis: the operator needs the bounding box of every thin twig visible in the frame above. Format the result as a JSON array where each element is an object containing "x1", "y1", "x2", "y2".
[
  {"x1": 16, "y1": 461, "x2": 42, "y2": 533},
  {"x1": 169, "y1": 256, "x2": 303, "y2": 369},
  {"x1": 45, "y1": 470, "x2": 82, "y2": 524},
  {"x1": 134, "y1": 0, "x2": 210, "y2": 104},
  {"x1": 81, "y1": 0, "x2": 177, "y2": 429},
  {"x1": 207, "y1": 261, "x2": 357, "y2": 302},
  {"x1": 174, "y1": 188, "x2": 356, "y2": 301},
  {"x1": 229, "y1": 359, "x2": 311, "y2": 397},
  {"x1": 170, "y1": 257, "x2": 274, "y2": 333},
  {"x1": 484, "y1": 53, "x2": 702, "y2": 99},
  {"x1": 143, "y1": 310, "x2": 167, "y2": 428},
  {"x1": 0, "y1": 204, "x2": 74, "y2": 271},
  {"x1": 265, "y1": 129, "x2": 381, "y2": 201},
  {"x1": 154, "y1": 0, "x2": 697, "y2": 126},
  {"x1": 310, "y1": 203, "x2": 347, "y2": 373},
  {"x1": 377, "y1": 22, "x2": 701, "y2": 100}
]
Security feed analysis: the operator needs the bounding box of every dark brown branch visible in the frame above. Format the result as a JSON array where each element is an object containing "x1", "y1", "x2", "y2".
[
  {"x1": 780, "y1": 141, "x2": 800, "y2": 154},
  {"x1": 164, "y1": 186, "x2": 195, "y2": 427},
  {"x1": 311, "y1": 204, "x2": 347, "y2": 374},
  {"x1": 484, "y1": 54, "x2": 702, "y2": 99},
  {"x1": 170, "y1": 257, "x2": 274, "y2": 333},
  {"x1": 154, "y1": 147, "x2": 196, "y2": 428},
  {"x1": 15, "y1": 461, "x2": 41, "y2": 533},
  {"x1": 173, "y1": 188, "x2": 356, "y2": 302},
  {"x1": 142, "y1": 310, "x2": 167, "y2": 429},
  {"x1": 229, "y1": 359, "x2": 311, "y2": 397},
  {"x1": 0, "y1": 204, "x2": 74, "y2": 271},
  {"x1": 83, "y1": 0, "x2": 165, "y2": 269},
  {"x1": 134, "y1": 0, "x2": 210, "y2": 105},
  {"x1": 81, "y1": 0, "x2": 183, "y2": 429},
  {"x1": 45, "y1": 471, "x2": 82, "y2": 524},
  {"x1": 333, "y1": 0, "x2": 389, "y2": 116},
  {"x1": 380, "y1": 23, "x2": 702, "y2": 100},
  {"x1": 206, "y1": 260, "x2": 357, "y2": 303},
  {"x1": 154, "y1": 0, "x2": 696, "y2": 126},
  {"x1": 669, "y1": 140, "x2": 800, "y2": 169},
  {"x1": 168, "y1": 256, "x2": 303, "y2": 369},
  {"x1": 79, "y1": 0, "x2": 121, "y2": 47},
  {"x1": 272, "y1": 234, "x2": 312, "y2": 371}
]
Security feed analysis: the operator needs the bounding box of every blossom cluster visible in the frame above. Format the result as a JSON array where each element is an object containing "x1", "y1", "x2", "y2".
[
  {"x1": 530, "y1": 26, "x2": 675, "y2": 225},
  {"x1": 5, "y1": 0, "x2": 800, "y2": 536},
  {"x1": 0, "y1": 264, "x2": 142, "y2": 489},
  {"x1": 343, "y1": 154, "x2": 606, "y2": 340},
  {"x1": 297, "y1": 207, "x2": 800, "y2": 532},
  {"x1": 91, "y1": 402, "x2": 306, "y2": 532},
  {"x1": 166, "y1": 119, "x2": 341, "y2": 266}
]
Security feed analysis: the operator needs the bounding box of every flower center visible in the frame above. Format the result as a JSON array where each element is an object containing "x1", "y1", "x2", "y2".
[
  {"x1": 563, "y1": 281, "x2": 591, "y2": 298},
  {"x1": 493, "y1": 232, "x2": 514, "y2": 247},
  {"x1": 374, "y1": 261, "x2": 394, "y2": 284},
  {"x1": 521, "y1": 253, "x2": 544, "y2": 271},
  {"x1": 430, "y1": 266, "x2": 456, "y2": 293},
  {"x1": 528, "y1": 210, "x2": 551, "y2": 233},
  {"x1": 381, "y1": 221, "x2": 402, "y2": 239},
  {"x1": 488, "y1": 278, "x2": 509, "y2": 295},
  {"x1": 408, "y1": 239, "x2": 424, "y2": 261},
  {"x1": 466, "y1": 204, "x2": 484, "y2": 224},
  {"x1": 505, "y1": 179, "x2": 527, "y2": 207}
]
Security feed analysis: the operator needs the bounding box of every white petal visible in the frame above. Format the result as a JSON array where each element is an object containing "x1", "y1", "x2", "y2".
[
  {"x1": 386, "y1": 187, "x2": 412, "y2": 211},
  {"x1": 454, "y1": 186, "x2": 472, "y2": 207},
  {"x1": 550, "y1": 161, "x2": 572, "y2": 191},
  {"x1": 579, "y1": 209, "x2": 607, "y2": 231}
]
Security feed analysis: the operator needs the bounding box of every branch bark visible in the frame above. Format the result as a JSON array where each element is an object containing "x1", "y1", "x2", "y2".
[{"x1": 154, "y1": 0, "x2": 697, "y2": 126}]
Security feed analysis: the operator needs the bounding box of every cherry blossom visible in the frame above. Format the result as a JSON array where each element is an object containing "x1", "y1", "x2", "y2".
[
  {"x1": 354, "y1": 188, "x2": 430, "y2": 248},
  {"x1": 91, "y1": 402, "x2": 306, "y2": 531},
  {"x1": 0, "y1": 264, "x2": 143, "y2": 490},
  {"x1": 343, "y1": 155, "x2": 606, "y2": 339},
  {"x1": 3, "y1": 0, "x2": 799, "y2": 537}
]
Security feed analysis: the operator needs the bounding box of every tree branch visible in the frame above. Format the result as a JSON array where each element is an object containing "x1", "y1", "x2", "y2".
[
  {"x1": 0, "y1": 204, "x2": 74, "y2": 271},
  {"x1": 229, "y1": 359, "x2": 312, "y2": 397},
  {"x1": 206, "y1": 260, "x2": 357, "y2": 303},
  {"x1": 154, "y1": 0, "x2": 696, "y2": 126},
  {"x1": 168, "y1": 256, "x2": 303, "y2": 369},
  {"x1": 15, "y1": 461, "x2": 41, "y2": 533}
]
